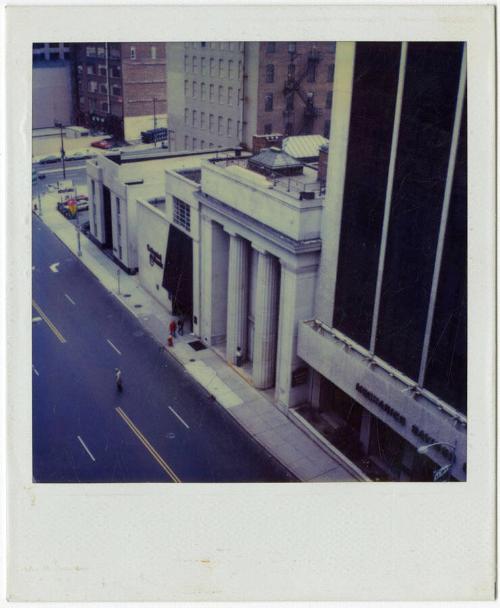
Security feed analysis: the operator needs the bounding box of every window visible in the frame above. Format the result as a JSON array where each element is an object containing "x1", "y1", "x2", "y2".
[
  {"x1": 326, "y1": 90, "x2": 333, "y2": 109},
  {"x1": 266, "y1": 64, "x2": 275, "y2": 83},
  {"x1": 112, "y1": 85, "x2": 122, "y2": 96},
  {"x1": 288, "y1": 42, "x2": 297, "y2": 53},
  {"x1": 201, "y1": 42, "x2": 207, "y2": 48},
  {"x1": 150, "y1": 46, "x2": 157, "y2": 59},
  {"x1": 307, "y1": 60, "x2": 317, "y2": 83},
  {"x1": 101, "y1": 101, "x2": 109, "y2": 112},
  {"x1": 327, "y1": 63, "x2": 335, "y2": 83},
  {"x1": 286, "y1": 93, "x2": 294, "y2": 111},
  {"x1": 201, "y1": 82, "x2": 206, "y2": 100},
  {"x1": 184, "y1": 135, "x2": 189, "y2": 149},
  {"x1": 288, "y1": 63, "x2": 295, "y2": 79},
  {"x1": 227, "y1": 86, "x2": 233, "y2": 105},
  {"x1": 130, "y1": 46, "x2": 136, "y2": 60},
  {"x1": 87, "y1": 64, "x2": 95, "y2": 75},
  {"x1": 98, "y1": 65, "x2": 107, "y2": 76},
  {"x1": 86, "y1": 46, "x2": 96, "y2": 57},
  {"x1": 329, "y1": 42, "x2": 336, "y2": 53},
  {"x1": 218, "y1": 115, "x2": 223, "y2": 136},
  {"x1": 192, "y1": 81, "x2": 197, "y2": 97},
  {"x1": 99, "y1": 83, "x2": 108, "y2": 94},
  {"x1": 184, "y1": 79, "x2": 189, "y2": 96},
  {"x1": 218, "y1": 85, "x2": 224, "y2": 104},
  {"x1": 111, "y1": 65, "x2": 121, "y2": 78},
  {"x1": 238, "y1": 61, "x2": 242, "y2": 79},
  {"x1": 264, "y1": 93, "x2": 273, "y2": 112},
  {"x1": 229, "y1": 42, "x2": 235, "y2": 51},
  {"x1": 200, "y1": 140, "x2": 205, "y2": 148},
  {"x1": 49, "y1": 52, "x2": 59, "y2": 61},
  {"x1": 264, "y1": 123, "x2": 272, "y2": 134},
  {"x1": 237, "y1": 88, "x2": 241, "y2": 105},
  {"x1": 201, "y1": 57, "x2": 206, "y2": 75},
  {"x1": 184, "y1": 55, "x2": 189, "y2": 71},
  {"x1": 227, "y1": 118, "x2": 233, "y2": 136},
  {"x1": 228, "y1": 59, "x2": 234, "y2": 79},
  {"x1": 192, "y1": 55, "x2": 197, "y2": 73},
  {"x1": 209, "y1": 114, "x2": 214, "y2": 132},
  {"x1": 192, "y1": 137, "x2": 197, "y2": 149},
  {"x1": 88, "y1": 80, "x2": 98, "y2": 93},
  {"x1": 237, "y1": 120, "x2": 241, "y2": 139},
  {"x1": 210, "y1": 42, "x2": 217, "y2": 49},
  {"x1": 209, "y1": 84, "x2": 214, "y2": 102},
  {"x1": 210, "y1": 57, "x2": 215, "y2": 76},
  {"x1": 184, "y1": 108, "x2": 189, "y2": 125},
  {"x1": 266, "y1": 42, "x2": 276, "y2": 53},
  {"x1": 220, "y1": 42, "x2": 226, "y2": 51},
  {"x1": 173, "y1": 198, "x2": 191, "y2": 232},
  {"x1": 323, "y1": 119, "x2": 331, "y2": 138},
  {"x1": 79, "y1": 96, "x2": 85, "y2": 107},
  {"x1": 218, "y1": 59, "x2": 224, "y2": 78},
  {"x1": 97, "y1": 47, "x2": 105, "y2": 58},
  {"x1": 192, "y1": 109, "x2": 197, "y2": 127},
  {"x1": 201, "y1": 111, "x2": 206, "y2": 129},
  {"x1": 285, "y1": 122, "x2": 293, "y2": 135}
]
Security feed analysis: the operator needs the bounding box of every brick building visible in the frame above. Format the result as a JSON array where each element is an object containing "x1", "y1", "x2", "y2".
[
  {"x1": 75, "y1": 43, "x2": 167, "y2": 142},
  {"x1": 166, "y1": 41, "x2": 335, "y2": 152}
]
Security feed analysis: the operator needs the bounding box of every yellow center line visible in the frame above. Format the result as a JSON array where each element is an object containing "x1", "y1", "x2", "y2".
[
  {"x1": 115, "y1": 407, "x2": 181, "y2": 483},
  {"x1": 32, "y1": 299, "x2": 67, "y2": 344}
]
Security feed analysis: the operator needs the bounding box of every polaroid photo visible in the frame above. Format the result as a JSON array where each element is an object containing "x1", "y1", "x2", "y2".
[{"x1": 5, "y1": 3, "x2": 496, "y2": 602}]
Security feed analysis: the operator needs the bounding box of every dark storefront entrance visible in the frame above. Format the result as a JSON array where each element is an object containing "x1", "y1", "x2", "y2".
[
  {"x1": 299, "y1": 376, "x2": 437, "y2": 481},
  {"x1": 162, "y1": 224, "x2": 193, "y2": 323}
]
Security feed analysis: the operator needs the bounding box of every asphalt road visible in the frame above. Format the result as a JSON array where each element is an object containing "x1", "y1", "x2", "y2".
[{"x1": 32, "y1": 215, "x2": 294, "y2": 483}]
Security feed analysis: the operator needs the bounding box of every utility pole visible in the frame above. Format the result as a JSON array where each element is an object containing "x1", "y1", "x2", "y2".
[
  {"x1": 153, "y1": 96, "x2": 157, "y2": 148},
  {"x1": 54, "y1": 121, "x2": 66, "y2": 179}
]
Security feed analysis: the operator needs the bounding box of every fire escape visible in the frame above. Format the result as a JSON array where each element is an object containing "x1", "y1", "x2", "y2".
[{"x1": 283, "y1": 46, "x2": 323, "y2": 135}]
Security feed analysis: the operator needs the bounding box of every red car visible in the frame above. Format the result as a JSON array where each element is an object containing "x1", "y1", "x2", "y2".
[{"x1": 90, "y1": 139, "x2": 115, "y2": 150}]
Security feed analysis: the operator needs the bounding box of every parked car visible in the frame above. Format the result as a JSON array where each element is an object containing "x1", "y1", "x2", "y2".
[
  {"x1": 75, "y1": 194, "x2": 89, "y2": 202},
  {"x1": 91, "y1": 139, "x2": 116, "y2": 150},
  {"x1": 66, "y1": 149, "x2": 96, "y2": 161},
  {"x1": 38, "y1": 154, "x2": 60, "y2": 164}
]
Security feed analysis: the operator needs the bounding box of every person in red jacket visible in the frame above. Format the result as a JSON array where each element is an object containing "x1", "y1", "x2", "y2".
[{"x1": 169, "y1": 319, "x2": 177, "y2": 337}]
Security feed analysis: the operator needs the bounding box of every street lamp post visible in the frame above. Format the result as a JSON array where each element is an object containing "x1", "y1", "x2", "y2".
[
  {"x1": 417, "y1": 441, "x2": 457, "y2": 482},
  {"x1": 54, "y1": 121, "x2": 66, "y2": 179},
  {"x1": 74, "y1": 185, "x2": 82, "y2": 257}
]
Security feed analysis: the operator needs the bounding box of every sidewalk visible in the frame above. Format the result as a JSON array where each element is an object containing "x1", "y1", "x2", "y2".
[{"x1": 34, "y1": 190, "x2": 360, "y2": 482}]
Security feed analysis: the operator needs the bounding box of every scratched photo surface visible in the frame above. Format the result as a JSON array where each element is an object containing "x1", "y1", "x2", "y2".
[{"x1": 31, "y1": 41, "x2": 467, "y2": 483}]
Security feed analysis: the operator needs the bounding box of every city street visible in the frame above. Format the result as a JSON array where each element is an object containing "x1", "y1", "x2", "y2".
[{"x1": 32, "y1": 214, "x2": 294, "y2": 483}]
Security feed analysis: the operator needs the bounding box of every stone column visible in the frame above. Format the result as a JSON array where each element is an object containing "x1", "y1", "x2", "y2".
[
  {"x1": 226, "y1": 234, "x2": 249, "y2": 364},
  {"x1": 252, "y1": 251, "x2": 280, "y2": 389}
]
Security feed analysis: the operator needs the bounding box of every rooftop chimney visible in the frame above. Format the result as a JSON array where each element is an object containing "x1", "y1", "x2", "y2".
[{"x1": 252, "y1": 133, "x2": 284, "y2": 155}]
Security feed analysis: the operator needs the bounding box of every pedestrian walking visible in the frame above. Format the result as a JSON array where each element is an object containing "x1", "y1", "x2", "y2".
[
  {"x1": 169, "y1": 319, "x2": 177, "y2": 337},
  {"x1": 177, "y1": 317, "x2": 184, "y2": 336},
  {"x1": 115, "y1": 368, "x2": 123, "y2": 392}
]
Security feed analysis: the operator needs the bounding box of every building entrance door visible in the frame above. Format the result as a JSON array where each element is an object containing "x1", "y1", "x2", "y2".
[{"x1": 102, "y1": 185, "x2": 113, "y2": 249}]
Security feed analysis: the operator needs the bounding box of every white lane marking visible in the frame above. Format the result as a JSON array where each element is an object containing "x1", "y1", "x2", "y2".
[
  {"x1": 37, "y1": 165, "x2": 86, "y2": 175},
  {"x1": 49, "y1": 262, "x2": 60, "y2": 273},
  {"x1": 77, "y1": 435, "x2": 96, "y2": 462},
  {"x1": 106, "y1": 339, "x2": 122, "y2": 355},
  {"x1": 65, "y1": 293, "x2": 76, "y2": 305},
  {"x1": 32, "y1": 365, "x2": 39, "y2": 376},
  {"x1": 32, "y1": 317, "x2": 42, "y2": 323},
  {"x1": 168, "y1": 406, "x2": 190, "y2": 430}
]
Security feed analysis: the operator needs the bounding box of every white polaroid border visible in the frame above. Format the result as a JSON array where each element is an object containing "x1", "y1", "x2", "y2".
[{"x1": 5, "y1": 4, "x2": 496, "y2": 602}]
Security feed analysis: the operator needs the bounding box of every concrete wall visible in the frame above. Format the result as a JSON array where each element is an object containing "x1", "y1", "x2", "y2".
[
  {"x1": 201, "y1": 161, "x2": 323, "y2": 241},
  {"x1": 136, "y1": 200, "x2": 171, "y2": 313},
  {"x1": 32, "y1": 64, "x2": 73, "y2": 129}
]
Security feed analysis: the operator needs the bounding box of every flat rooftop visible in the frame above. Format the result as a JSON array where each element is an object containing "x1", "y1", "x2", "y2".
[{"x1": 209, "y1": 156, "x2": 325, "y2": 201}]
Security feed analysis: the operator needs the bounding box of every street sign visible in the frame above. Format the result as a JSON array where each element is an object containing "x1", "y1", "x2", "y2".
[{"x1": 433, "y1": 463, "x2": 452, "y2": 482}]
